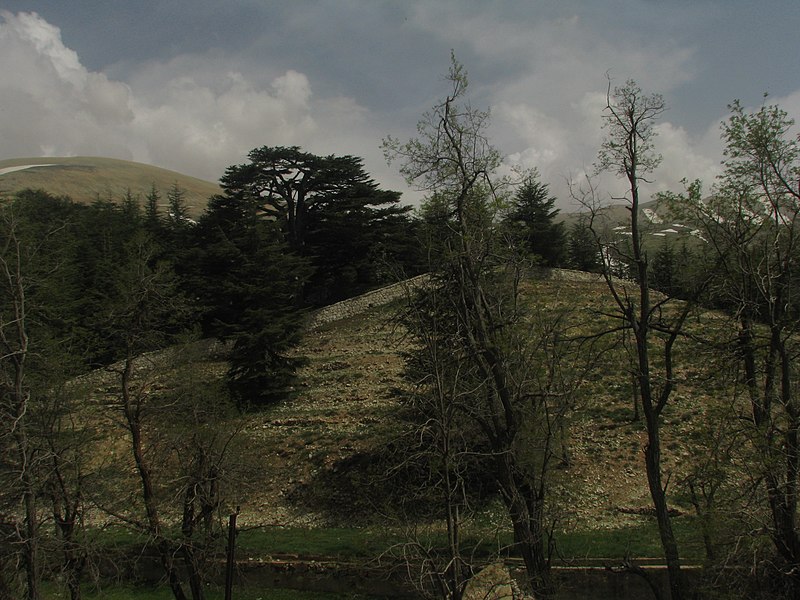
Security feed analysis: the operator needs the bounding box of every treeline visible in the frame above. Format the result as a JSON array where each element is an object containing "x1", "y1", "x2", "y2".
[
  {"x1": 1, "y1": 149, "x2": 431, "y2": 401},
  {"x1": 0, "y1": 148, "x2": 433, "y2": 600}
]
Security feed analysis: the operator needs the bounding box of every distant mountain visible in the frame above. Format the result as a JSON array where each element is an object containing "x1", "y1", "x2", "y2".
[
  {"x1": 559, "y1": 196, "x2": 706, "y2": 246},
  {"x1": 0, "y1": 156, "x2": 221, "y2": 216}
]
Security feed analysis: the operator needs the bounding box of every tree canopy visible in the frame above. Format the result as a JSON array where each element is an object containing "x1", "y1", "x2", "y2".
[
  {"x1": 503, "y1": 173, "x2": 565, "y2": 267},
  {"x1": 220, "y1": 145, "x2": 419, "y2": 304}
]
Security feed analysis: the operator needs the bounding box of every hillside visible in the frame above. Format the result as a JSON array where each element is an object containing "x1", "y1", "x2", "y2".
[
  {"x1": 88, "y1": 271, "x2": 718, "y2": 543},
  {"x1": 0, "y1": 156, "x2": 221, "y2": 216}
]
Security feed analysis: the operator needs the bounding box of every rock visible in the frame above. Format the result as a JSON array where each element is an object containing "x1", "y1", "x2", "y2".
[{"x1": 463, "y1": 562, "x2": 520, "y2": 600}]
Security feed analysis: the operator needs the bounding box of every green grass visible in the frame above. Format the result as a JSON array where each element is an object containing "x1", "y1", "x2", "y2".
[
  {"x1": 39, "y1": 521, "x2": 705, "y2": 599},
  {"x1": 555, "y1": 518, "x2": 705, "y2": 562},
  {"x1": 241, "y1": 519, "x2": 706, "y2": 563},
  {"x1": 237, "y1": 526, "x2": 401, "y2": 559},
  {"x1": 43, "y1": 583, "x2": 384, "y2": 599},
  {"x1": 92, "y1": 519, "x2": 705, "y2": 563}
]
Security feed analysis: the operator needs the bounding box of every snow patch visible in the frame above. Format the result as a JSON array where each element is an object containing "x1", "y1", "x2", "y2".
[
  {"x1": 0, "y1": 164, "x2": 57, "y2": 176},
  {"x1": 689, "y1": 229, "x2": 708, "y2": 243},
  {"x1": 643, "y1": 208, "x2": 663, "y2": 224}
]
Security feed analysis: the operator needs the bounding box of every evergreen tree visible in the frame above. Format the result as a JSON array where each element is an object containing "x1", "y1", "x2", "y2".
[
  {"x1": 651, "y1": 239, "x2": 676, "y2": 295},
  {"x1": 185, "y1": 194, "x2": 312, "y2": 408},
  {"x1": 121, "y1": 188, "x2": 140, "y2": 217},
  {"x1": 167, "y1": 181, "x2": 189, "y2": 228},
  {"x1": 304, "y1": 186, "x2": 417, "y2": 303},
  {"x1": 567, "y1": 219, "x2": 600, "y2": 272},
  {"x1": 145, "y1": 182, "x2": 163, "y2": 234},
  {"x1": 220, "y1": 146, "x2": 416, "y2": 305},
  {"x1": 504, "y1": 173, "x2": 565, "y2": 266}
]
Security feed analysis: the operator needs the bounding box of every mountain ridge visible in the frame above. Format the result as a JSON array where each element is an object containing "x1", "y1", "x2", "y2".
[{"x1": 0, "y1": 156, "x2": 221, "y2": 216}]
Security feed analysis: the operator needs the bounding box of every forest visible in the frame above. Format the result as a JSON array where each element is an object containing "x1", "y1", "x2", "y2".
[{"x1": 2, "y1": 57, "x2": 800, "y2": 600}]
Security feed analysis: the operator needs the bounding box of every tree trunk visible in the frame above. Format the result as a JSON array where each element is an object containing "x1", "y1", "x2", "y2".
[
  {"x1": 20, "y1": 459, "x2": 40, "y2": 600},
  {"x1": 496, "y1": 454, "x2": 551, "y2": 598},
  {"x1": 122, "y1": 357, "x2": 188, "y2": 600},
  {"x1": 643, "y1": 432, "x2": 685, "y2": 600}
]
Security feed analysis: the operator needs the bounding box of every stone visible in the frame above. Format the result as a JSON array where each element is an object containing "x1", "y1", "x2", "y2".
[{"x1": 462, "y1": 562, "x2": 516, "y2": 600}]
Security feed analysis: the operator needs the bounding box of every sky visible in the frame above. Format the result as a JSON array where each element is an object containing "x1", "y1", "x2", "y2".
[{"x1": 1, "y1": 1, "x2": 799, "y2": 209}]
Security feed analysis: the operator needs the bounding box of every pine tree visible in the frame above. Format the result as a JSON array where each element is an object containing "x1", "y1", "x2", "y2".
[
  {"x1": 166, "y1": 182, "x2": 190, "y2": 229},
  {"x1": 184, "y1": 194, "x2": 312, "y2": 408},
  {"x1": 504, "y1": 173, "x2": 565, "y2": 266},
  {"x1": 145, "y1": 183, "x2": 163, "y2": 234},
  {"x1": 567, "y1": 219, "x2": 600, "y2": 272},
  {"x1": 220, "y1": 146, "x2": 415, "y2": 305}
]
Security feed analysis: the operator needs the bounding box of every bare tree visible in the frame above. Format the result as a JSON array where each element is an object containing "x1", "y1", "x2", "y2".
[
  {"x1": 385, "y1": 54, "x2": 589, "y2": 599},
  {"x1": 0, "y1": 197, "x2": 104, "y2": 600},
  {"x1": 0, "y1": 204, "x2": 41, "y2": 600},
  {"x1": 593, "y1": 79, "x2": 689, "y2": 600},
  {"x1": 102, "y1": 235, "x2": 237, "y2": 600},
  {"x1": 38, "y1": 378, "x2": 97, "y2": 600},
  {"x1": 393, "y1": 279, "x2": 480, "y2": 600}
]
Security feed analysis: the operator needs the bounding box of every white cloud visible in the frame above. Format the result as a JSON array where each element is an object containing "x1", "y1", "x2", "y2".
[
  {"x1": 3, "y1": 5, "x2": 796, "y2": 212},
  {"x1": 0, "y1": 11, "x2": 135, "y2": 158},
  {"x1": 496, "y1": 102, "x2": 568, "y2": 170},
  {"x1": 401, "y1": 5, "x2": 705, "y2": 206},
  {"x1": 126, "y1": 67, "x2": 322, "y2": 176},
  {"x1": 649, "y1": 121, "x2": 721, "y2": 195},
  {"x1": 0, "y1": 11, "x2": 384, "y2": 191}
]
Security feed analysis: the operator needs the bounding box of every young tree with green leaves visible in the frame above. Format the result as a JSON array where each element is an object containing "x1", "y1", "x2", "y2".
[{"x1": 677, "y1": 98, "x2": 800, "y2": 595}]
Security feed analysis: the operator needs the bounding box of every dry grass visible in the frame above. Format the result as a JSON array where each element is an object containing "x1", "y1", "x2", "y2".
[
  {"x1": 0, "y1": 156, "x2": 220, "y2": 216},
  {"x1": 76, "y1": 273, "x2": 747, "y2": 559}
]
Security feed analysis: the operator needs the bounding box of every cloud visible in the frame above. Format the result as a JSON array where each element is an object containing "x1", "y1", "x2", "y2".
[
  {"x1": 0, "y1": 11, "x2": 135, "y2": 158},
  {"x1": 0, "y1": 10, "x2": 387, "y2": 192},
  {"x1": 650, "y1": 121, "x2": 721, "y2": 194},
  {"x1": 399, "y1": 4, "x2": 709, "y2": 206},
  {"x1": 3, "y1": 4, "x2": 796, "y2": 212},
  {"x1": 126, "y1": 65, "x2": 321, "y2": 176}
]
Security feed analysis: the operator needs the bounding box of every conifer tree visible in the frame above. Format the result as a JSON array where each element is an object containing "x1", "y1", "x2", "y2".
[
  {"x1": 504, "y1": 173, "x2": 565, "y2": 266},
  {"x1": 185, "y1": 194, "x2": 312, "y2": 408}
]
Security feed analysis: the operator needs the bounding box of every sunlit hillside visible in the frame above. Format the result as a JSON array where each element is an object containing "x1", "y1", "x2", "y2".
[{"x1": 0, "y1": 156, "x2": 221, "y2": 216}]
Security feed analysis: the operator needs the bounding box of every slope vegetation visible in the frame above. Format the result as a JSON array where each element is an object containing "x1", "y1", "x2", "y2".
[{"x1": 0, "y1": 156, "x2": 220, "y2": 215}]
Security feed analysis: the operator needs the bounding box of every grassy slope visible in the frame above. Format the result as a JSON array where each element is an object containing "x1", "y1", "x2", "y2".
[
  {"x1": 204, "y1": 275, "x2": 722, "y2": 557},
  {"x1": 0, "y1": 156, "x2": 221, "y2": 216},
  {"x1": 81, "y1": 272, "x2": 734, "y2": 565},
  {"x1": 55, "y1": 272, "x2": 733, "y2": 599}
]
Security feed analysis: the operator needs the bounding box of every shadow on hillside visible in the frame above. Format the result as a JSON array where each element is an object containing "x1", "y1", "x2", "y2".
[{"x1": 287, "y1": 438, "x2": 499, "y2": 525}]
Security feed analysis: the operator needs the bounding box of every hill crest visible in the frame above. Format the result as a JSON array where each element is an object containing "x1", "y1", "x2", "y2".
[{"x1": 0, "y1": 156, "x2": 221, "y2": 216}]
